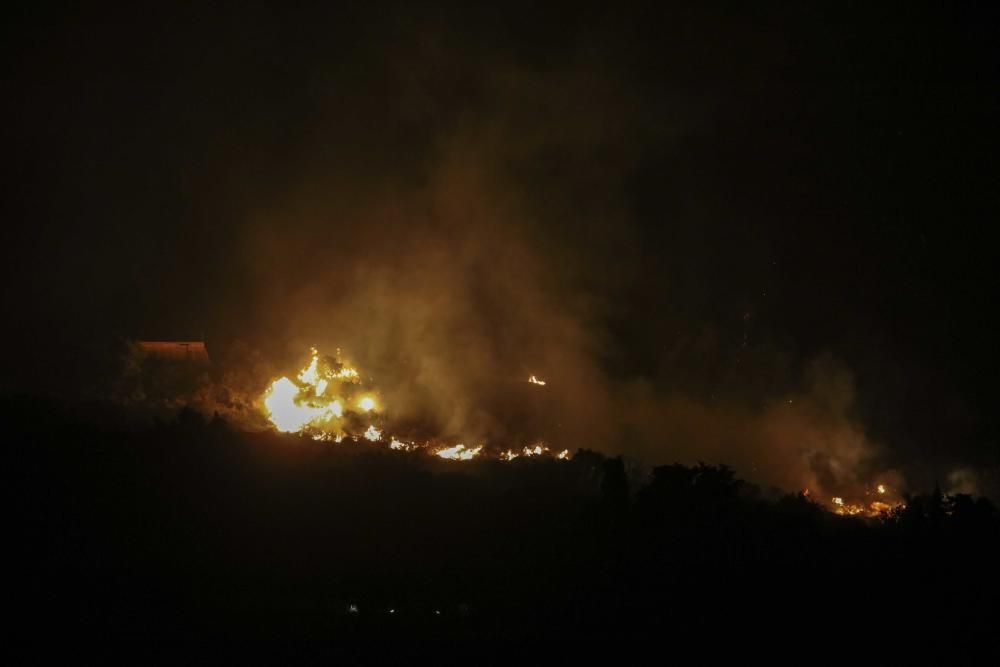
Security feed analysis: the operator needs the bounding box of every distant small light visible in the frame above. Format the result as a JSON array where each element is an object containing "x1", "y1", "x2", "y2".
[
  {"x1": 348, "y1": 604, "x2": 359, "y2": 614},
  {"x1": 389, "y1": 608, "x2": 395, "y2": 614},
  {"x1": 434, "y1": 609, "x2": 441, "y2": 616}
]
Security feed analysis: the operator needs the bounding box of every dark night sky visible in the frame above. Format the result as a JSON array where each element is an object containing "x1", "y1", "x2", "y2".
[{"x1": 2, "y1": 2, "x2": 998, "y2": 491}]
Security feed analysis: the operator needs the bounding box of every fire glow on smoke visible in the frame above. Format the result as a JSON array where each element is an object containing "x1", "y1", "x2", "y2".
[
  {"x1": 262, "y1": 347, "x2": 563, "y2": 463},
  {"x1": 262, "y1": 347, "x2": 903, "y2": 516}
]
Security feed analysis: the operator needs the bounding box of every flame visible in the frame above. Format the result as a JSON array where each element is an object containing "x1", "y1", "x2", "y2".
[
  {"x1": 253, "y1": 349, "x2": 603, "y2": 471},
  {"x1": 297, "y1": 353, "x2": 321, "y2": 385},
  {"x1": 262, "y1": 348, "x2": 562, "y2": 464},
  {"x1": 830, "y1": 496, "x2": 870, "y2": 515},
  {"x1": 263, "y1": 349, "x2": 908, "y2": 507},
  {"x1": 264, "y1": 377, "x2": 331, "y2": 433},
  {"x1": 829, "y1": 493, "x2": 902, "y2": 517},
  {"x1": 261, "y1": 347, "x2": 373, "y2": 438},
  {"x1": 434, "y1": 444, "x2": 483, "y2": 460},
  {"x1": 501, "y1": 445, "x2": 569, "y2": 461}
]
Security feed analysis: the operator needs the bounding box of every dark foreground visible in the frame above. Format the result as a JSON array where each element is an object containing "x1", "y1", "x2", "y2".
[{"x1": 7, "y1": 398, "x2": 999, "y2": 654}]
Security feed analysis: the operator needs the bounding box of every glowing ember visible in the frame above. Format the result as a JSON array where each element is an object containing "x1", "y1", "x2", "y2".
[
  {"x1": 358, "y1": 396, "x2": 377, "y2": 412},
  {"x1": 434, "y1": 444, "x2": 483, "y2": 460},
  {"x1": 829, "y1": 493, "x2": 902, "y2": 517},
  {"x1": 528, "y1": 375, "x2": 546, "y2": 386},
  {"x1": 556, "y1": 449, "x2": 570, "y2": 460},
  {"x1": 364, "y1": 425, "x2": 382, "y2": 441},
  {"x1": 877, "y1": 484, "x2": 886, "y2": 494},
  {"x1": 836, "y1": 502, "x2": 866, "y2": 516}
]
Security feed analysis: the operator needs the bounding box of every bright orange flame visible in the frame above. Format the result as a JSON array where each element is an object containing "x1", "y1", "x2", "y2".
[
  {"x1": 434, "y1": 444, "x2": 483, "y2": 460},
  {"x1": 261, "y1": 347, "x2": 371, "y2": 439},
  {"x1": 829, "y1": 493, "x2": 903, "y2": 517},
  {"x1": 262, "y1": 349, "x2": 573, "y2": 466},
  {"x1": 264, "y1": 377, "x2": 329, "y2": 432}
]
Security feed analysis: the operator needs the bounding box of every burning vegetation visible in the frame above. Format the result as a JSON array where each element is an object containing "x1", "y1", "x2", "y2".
[
  {"x1": 257, "y1": 347, "x2": 910, "y2": 517},
  {"x1": 260, "y1": 346, "x2": 569, "y2": 465},
  {"x1": 262, "y1": 347, "x2": 373, "y2": 437}
]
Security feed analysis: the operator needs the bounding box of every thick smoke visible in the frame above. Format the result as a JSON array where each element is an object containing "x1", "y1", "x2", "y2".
[
  {"x1": 181, "y1": 36, "x2": 896, "y2": 498},
  {"x1": 617, "y1": 357, "x2": 904, "y2": 497},
  {"x1": 3, "y1": 5, "x2": 995, "y2": 502}
]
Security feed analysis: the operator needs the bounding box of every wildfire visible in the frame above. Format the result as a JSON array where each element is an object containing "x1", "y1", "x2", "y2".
[
  {"x1": 434, "y1": 444, "x2": 483, "y2": 460},
  {"x1": 258, "y1": 349, "x2": 574, "y2": 468},
  {"x1": 386, "y1": 438, "x2": 404, "y2": 450},
  {"x1": 261, "y1": 349, "x2": 901, "y2": 515},
  {"x1": 262, "y1": 347, "x2": 375, "y2": 438},
  {"x1": 500, "y1": 444, "x2": 570, "y2": 461},
  {"x1": 831, "y1": 497, "x2": 866, "y2": 516},
  {"x1": 828, "y1": 485, "x2": 904, "y2": 517},
  {"x1": 263, "y1": 377, "x2": 329, "y2": 432}
]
